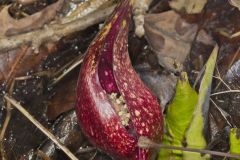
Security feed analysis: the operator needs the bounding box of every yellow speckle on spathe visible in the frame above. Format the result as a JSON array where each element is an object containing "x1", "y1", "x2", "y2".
[
  {"x1": 135, "y1": 110, "x2": 140, "y2": 117},
  {"x1": 113, "y1": 13, "x2": 119, "y2": 21},
  {"x1": 98, "y1": 23, "x2": 112, "y2": 41},
  {"x1": 104, "y1": 71, "x2": 109, "y2": 76},
  {"x1": 122, "y1": 20, "x2": 126, "y2": 28},
  {"x1": 123, "y1": 82, "x2": 128, "y2": 89},
  {"x1": 130, "y1": 93, "x2": 136, "y2": 98}
]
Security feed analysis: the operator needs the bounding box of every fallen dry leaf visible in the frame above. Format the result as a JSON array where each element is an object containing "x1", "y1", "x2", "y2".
[
  {"x1": 1, "y1": 45, "x2": 29, "y2": 86},
  {"x1": 62, "y1": 0, "x2": 112, "y2": 23},
  {"x1": 137, "y1": 66, "x2": 177, "y2": 109},
  {"x1": 0, "y1": 0, "x2": 64, "y2": 36},
  {"x1": 196, "y1": 29, "x2": 215, "y2": 45},
  {"x1": 47, "y1": 75, "x2": 78, "y2": 120},
  {"x1": 144, "y1": 11, "x2": 198, "y2": 72},
  {"x1": 225, "y1": 59, "x2": 240, "y2": 89},
  {"x1": 39, "y1": 110, "x2": 85, "y2": 159},
  {"x1": 229, "y1": 0, "x2": 240, "y2": 10},
  {"x1": 169, "y1": 0, "x2": 207, "y2": 14},
  {"x1": 218, "y1": 47, "x2": 240, "y2": 76},
  {"x1": 0, "y1": 43, "x2": 57, "y2": 88}
]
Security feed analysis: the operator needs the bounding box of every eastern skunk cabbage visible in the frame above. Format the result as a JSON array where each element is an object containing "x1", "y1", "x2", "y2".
[{"x1": 76, "y1": 0, "x2": 163, "y2": 159}]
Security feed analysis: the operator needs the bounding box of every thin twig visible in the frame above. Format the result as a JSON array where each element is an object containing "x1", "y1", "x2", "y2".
[
  {"x1": 89, "y1": 150, "x2": 98, "y2": 160},
  {"x1": 4, "y1": 95, "x2": 78, "y2": 160},
  {"x1": 138, "y1": 136, "x2": 240, "y2": 159},
  {"x1": 210, "y1": 98, "x2": 233, "y2": 127},
  {"x1": 214, "y1": 45, "x2": 239, "y2": 90},
  {"x1": 14, "y1": 71, "x2": 53, "y2": 81},
  {"x1": 5, "y1": 45, "x2": 29, "y2": 89},
  {"x1": 218, "y1": 29, "x2": 240, "y2": 39},
  {"x1": 51, "y1": 58, "x2": 78, "y2": 77},
  {"x1": 76, "y1": 147, "x2": 96, "y2": 154},
  {"x1": 213, "y1": 75, "x2": 231, "y2": 91},
  {"x1": 62, "y1": 0, "x2": 113, "y2": 23},
  {"x1": 213, "y1": 65, "x2": 231, "y2": 90},
  {"x1": 210, "y1": 63, "x2": 240, "y2": 97},
  {"x1": 226, "y1": 47, "x2": 240, "y2": 73},
  {"x1": 0, "y1": 78, "x2": 16, "y2": 160},
  {"x1": 49, "y1": 54, "x2": 84, "y2": 87},
  {"x1": 0, "y1": 107, "x2": 11, "y2": 160},
  {"x1": 1, "y1": 72, "x2": 54, "y2": 159},
  {"x1": 211, "y1": 90, "x2": 240, "y2": 96},
  {"x1": 230, "y1": 31, "x2": 240, "y2": 38},
  {"x1": 213, "y1": 65, "x2": 231, "y2": 91},
  {"x1": 193, "y1": 65, "x2": 206, "y2": 89},
  {"x1": 0, "y1": 5, "x2": 116, "y2": 52}
]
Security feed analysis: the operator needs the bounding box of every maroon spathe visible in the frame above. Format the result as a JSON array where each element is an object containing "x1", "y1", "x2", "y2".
[{"x1": 76, "y1": 0, "x2": 163, "y2": 159}]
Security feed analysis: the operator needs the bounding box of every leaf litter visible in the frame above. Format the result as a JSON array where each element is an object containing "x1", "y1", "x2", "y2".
[{"x1": 0, "y1": 0, "x2": 240, "y2": 160}]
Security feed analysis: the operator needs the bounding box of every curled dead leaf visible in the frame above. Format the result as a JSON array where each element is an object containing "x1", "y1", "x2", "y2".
[
  {"x1": 144, "y1": 11, "x2": 198, "y2": 72},
  {"x1": 0, "y1": 0, "x2": 64, "y2": 36},
  {"x1": 0, "y1": 43, "x2": 57, "y2": 88},
  {"x1": 229, "y1": 0, "x2": 240, "y2": 10},
  {"x1": 169, "y1": 0, "x2": 207, "y2": 14}
]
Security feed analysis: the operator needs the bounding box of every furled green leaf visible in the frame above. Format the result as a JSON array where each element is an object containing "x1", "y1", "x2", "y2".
[
  {"x1": 183, "y1": 45, "x2": 219, "y2": 160},
  {"x1": 158, "y1": 72, "x2": 198, "y2": 159},
  {"x1": 230, "y1": 128, "x2": 240, "y2": 155}
]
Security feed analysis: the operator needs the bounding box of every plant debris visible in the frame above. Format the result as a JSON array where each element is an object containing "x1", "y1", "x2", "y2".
[
  {"x1": 169, "y1": 0, "x2": 207, "y2": 14},
  {"x1": 0, "y1": 0, "x2": 240, "y2": 160},
  {"x1": 144, "y1": 11, "x2": 198, "y2": 72},
  {"x1": 0, "y1": 0, "x2": 64, "y2": 36}
]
